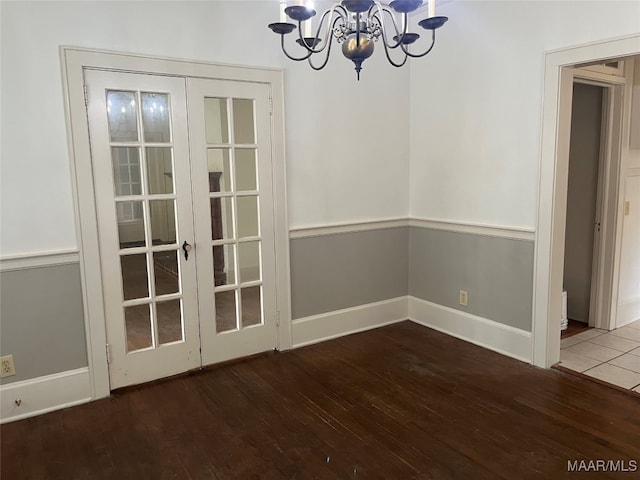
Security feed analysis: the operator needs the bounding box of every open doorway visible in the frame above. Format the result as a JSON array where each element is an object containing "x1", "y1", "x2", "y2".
[
  {"x1": 556, "y1": 58, "x2": 640, "y2": 392},
  {"x1": 562, "y1": 80, "x2": 606, "y2": 331}
]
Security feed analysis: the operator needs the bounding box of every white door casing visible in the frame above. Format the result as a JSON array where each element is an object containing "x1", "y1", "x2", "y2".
[{"x1": 534, "y1": 34, "x2": 639, "y2": 368}]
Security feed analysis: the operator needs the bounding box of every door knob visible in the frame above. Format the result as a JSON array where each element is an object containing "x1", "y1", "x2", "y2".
[{"x1": 182, "y1": 241, "x2": 192, "y2": 261}]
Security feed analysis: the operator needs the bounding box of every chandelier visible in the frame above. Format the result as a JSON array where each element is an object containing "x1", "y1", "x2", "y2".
[{"x1": 268, "y1": 0, "x2": 448, "y2": 79}]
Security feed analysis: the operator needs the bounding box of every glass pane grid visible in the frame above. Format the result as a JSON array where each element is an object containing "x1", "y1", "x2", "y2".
[
  {"x1": 205, "y1": 95, "x2": 264, "y2": 334},
  {"x1": 110, "y1": 89, "x2": 188, "y2": 353}
]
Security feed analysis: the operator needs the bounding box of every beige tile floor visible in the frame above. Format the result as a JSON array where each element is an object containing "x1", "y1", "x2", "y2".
[{"x1": 559, "y1": 319, "x2": 640, "y2": 392}]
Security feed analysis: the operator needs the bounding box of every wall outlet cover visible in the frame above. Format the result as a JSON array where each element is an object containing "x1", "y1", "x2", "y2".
[
  {"x1": 1, "y1": 354, "x2": 16, "y2": 378},
  {"x1": 459, "y1": 290, "x2": 469, "y2": 307}
]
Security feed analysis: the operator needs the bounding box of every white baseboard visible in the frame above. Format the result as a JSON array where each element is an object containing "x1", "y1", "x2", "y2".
[
  {"x1": 1, "y1": 367, "x2": 92, "y2": 424},
  {"x1": 408, "y1": 296, "x2": 532, "y2": 363},
  {"x1": 292, "y1": 297, "x2": 409, "y2": 348}
]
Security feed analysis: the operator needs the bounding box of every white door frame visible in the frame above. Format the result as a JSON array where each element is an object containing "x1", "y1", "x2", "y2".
[
  {"x1": 533, "y1": 34, "x2": 639, "y2": 368},
  {"x1": 60, "y1": 47, "x2": 292, "y2": 399},
  {"x1": 568, "y1": 71, "x2": 627, "y2": 330}
]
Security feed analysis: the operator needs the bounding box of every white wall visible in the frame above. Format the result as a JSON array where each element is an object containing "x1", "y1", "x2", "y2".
[
  {"x1": 617, "y1": 59, "x2": 640, "y2": 326},
  {"x1": 409, "y1": 1, "x2": 640, "y2": 228},
  {"x1": 0, "y1": 0, "x2": 410, "y2": 257},
  {"x1": 618, "y1": 175, "x2": 640, "y2": 325}
]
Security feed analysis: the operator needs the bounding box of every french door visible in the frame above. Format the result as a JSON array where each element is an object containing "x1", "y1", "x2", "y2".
[
  {"x1": 85, "y1": 69, "x2": 278, "y2": 389},
  {"x1": 187, "y1": 78, "x2": 278, "y2": 366}
]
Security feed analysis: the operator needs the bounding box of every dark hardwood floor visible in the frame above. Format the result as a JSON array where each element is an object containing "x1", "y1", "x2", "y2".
[
  {"x1": 561, "y1": 319, "x2": 590, "y2": 339},
  {"x1": 2, "y1": 321, "x2": 639, "y2": 479}
]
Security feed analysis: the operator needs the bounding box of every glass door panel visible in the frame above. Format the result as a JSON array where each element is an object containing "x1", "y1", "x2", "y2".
[
  {"x1": 235, "y1": 149, "x2": 258, "y2": 191},
  {"x1": 207, "y1": 149, "x2": 231, "y2": 192},
  {"x1": 156, "y1": 299, "x2": 184, "y2": 344},
  {"x1": 236, "y1": 196, "x2": 259, "y2": 238},
  {"x1": 204, "y1": 97, "x2": 229, "y2": 144},
  {"x1": 120, "y1": 254, "x2": 149, "y2": 300},
  {"x1": 241, "y1": 286, "x2": 262, "y2": 327},
  {"x1": 213, "y1": 244, "x2": 236, "y2": 286},
  {"x1": 107, "y1": 91, "x2": 138, "y2": 142},
  {"x1": 146, "y1": 147, "x2": 174, "y2": 194},
  {"x1": 232, "y1": 98, "x2": 255, "y2": 144},
  {"x1": 215, "y1": 290, "x2": 238, "y2": 333},
  {"x1": 153, "y1": 250, "x2": 180, "y2": 295},
  {"x1": 125, "y1": 304, "x2": 152, "y2": 352},
  {"x1": 141, "y1": 92, "x2": 171, "y2": 142},
  {"x1": 111, "y1": 147, "x2": 142, "y2": 196}
]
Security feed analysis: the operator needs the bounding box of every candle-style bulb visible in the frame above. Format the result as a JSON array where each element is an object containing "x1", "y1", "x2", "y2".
[{"x1": 279, "y1": 0, "x2": 286, "y2": 22}]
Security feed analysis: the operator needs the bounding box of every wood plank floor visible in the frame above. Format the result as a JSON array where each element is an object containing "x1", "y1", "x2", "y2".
[
  {"x1": 2, "y1": 321, "x2": 639, "y2": 479},
  {"x1": 561, "y1": 319, "x2": 590, "y2": 339}
]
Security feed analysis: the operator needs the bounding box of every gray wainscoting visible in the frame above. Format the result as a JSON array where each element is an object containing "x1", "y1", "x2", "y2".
[
  {"x1": 0, "y1": 263, "x2": 88, "y2": 384},
  {"x1": 290, "y1": 228, "x2": 409, "y2": 319},
  {"x1": 409, "y1": 227, "x2": 534, "y2": 331}
]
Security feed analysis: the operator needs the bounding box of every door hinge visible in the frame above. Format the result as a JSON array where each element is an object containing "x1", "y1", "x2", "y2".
[
  {"x1": 106, "y1": 344, "x2": 111, "y2": 364},
  {"x1": 275, "y1": 310, "x2": 281, "y2": 326},
  {"x1": 83, "y1": 84, "x2": 88, "y2": 107},
  {"x1": 269, "y1": 96, "x2": 273, "y2": 116}
]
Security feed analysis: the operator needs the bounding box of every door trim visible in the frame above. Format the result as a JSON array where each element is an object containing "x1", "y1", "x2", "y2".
[
  {"x1": 533, "y1": 34, "x2": 639, "y2": 368},
  {"x1": 60, "y1": 47, "x2": 291, "y2": 398}
]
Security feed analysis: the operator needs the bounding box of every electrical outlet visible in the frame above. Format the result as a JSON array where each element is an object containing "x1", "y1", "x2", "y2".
[
  {"x1": 1, "y1": 355, "x2": 16, "y2": 378},
  {"x1": 459, "y1": 290, "x2": 469, "y2": 307}
]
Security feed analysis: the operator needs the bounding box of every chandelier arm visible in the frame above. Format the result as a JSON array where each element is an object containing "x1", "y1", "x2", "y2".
[
  {"x1": 370, "y1": 5, "x2": 404, "y2": 50},
  {"x1": 307, "y1": 16, "x2": 342, "y2": 70},
  {"x1": 307, "y1": 38, "x2": 334, "y2": 71},
  {"x1": 398, "y1": 28, "x2": 436, "y2": 58},
  {"x1": 280, "y1": 34, "x2": 314, "y2": 62},
  {"x1": 379, "y1": 33, "x2": 409, "y2": 68},
  {"x1": 296, "y1": 4, "x2": 348, "y2": 54}
]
